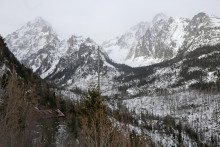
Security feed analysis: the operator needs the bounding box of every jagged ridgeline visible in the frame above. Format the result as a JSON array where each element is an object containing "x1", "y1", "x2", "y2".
[
  {"x1": 4, "y1": 17, "x2": 123, "y2": 92},
  {"x1": 5, "y1": 13, "x2": 220, "y2": 94},
  {"x1": 103, "y1": 12, "x2": 220, "y2": 67}
]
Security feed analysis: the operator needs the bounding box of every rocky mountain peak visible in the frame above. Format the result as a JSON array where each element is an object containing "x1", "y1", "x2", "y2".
[
  {"x1": 6, "y1": 17, "x2": 59, "y2": 55},
  {"x1": 67, "y1": 35, "x2": 84, "y2": 47},
  {"x1": 102, "y1": 20, "x2": 150, "y2": 64},
  {"x1": 85, "y1": 37, "x2": 95, "y2": 43},
  {"x1": 130, "y1": 21, "x2": 149, "y2": 31},
  {"x1": 190, "y1": 12, "x2": 211, "y2": 27},
  {"x1": 152, "y1": 13, "x2": 168, "y2": 23},
  {"x1": 183, "y1": 13, "x2": 212, "y2": 42},
  {"x1": 20, "y1": 17, "x2": 53, "y2": 34},
  {"x1": 5, "y1": 17, "x2": 63, "y2": 75},
  {"x1": 4, "y1": 17, "x2": 118, "y2": 92},
  {"x1": 29, "y1": 17, "x2": 50, "y2": 26}
]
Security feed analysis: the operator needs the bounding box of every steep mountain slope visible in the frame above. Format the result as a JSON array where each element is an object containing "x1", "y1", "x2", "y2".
[
  {"x1": 0, "y1": 35, "x2": 54, "y2": 146},
  {"x1": 45, "y1": 37, "x2": 121, "y2": 93},
  {"x1": 117, "y1": 44, "x2": 220, "y2": 146},
  {"x1": 0, "y1": 35, "x2": 58, "y2": 108},
  {"x1": 130, "y1": 17, "x2": 189, "y2": 66},
  {"x1": 0, "y1": 36, "x2": 62, "y2": 146},
  {"x1": 114, "y1": 44, "x2": 220, "y2": 97},
  {"x1": 133, "y1": 13, "x2": 220, "y2": 66},
  {"x1": 5, "y1": 18, "x2": 122, "y2": 93},
  {"x1": 182, "y1": 13, "x2": 220, "y2": 53},
  {"x1": 6, "y1": 17, "x2": 67, "y2": 74},
  {"x1": 103, "y1": 12, "x2": 220, "y2": 67},
  {"x1": 0, "y1": 35, "x2": 36, "y2": 84},
  {"x1": 3, "y1": 16, "x2": 220, "y2": 146},
  {"x1": 102, "y1": 21, "x2": 149, "y2": 65},
  {"x1": 5, "y1": 14, "x2": 220, "y2": 95}
]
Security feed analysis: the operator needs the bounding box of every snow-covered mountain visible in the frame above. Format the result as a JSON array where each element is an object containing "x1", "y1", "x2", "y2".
[
  {"x1": 129, "y1": 16, "x2": 189, "y2": 66},
  {"x1": 182, "y1": 13, "x2": 220, "y2": 53},
  {"x1": 3, "y1": 14, "x2": 220, "y2": 146},
  {"x1": 5, "y1": 13, "x2": 220, "y2": 94},
  {"x1": 5, "y1": 17, "x2": 121, "y2": 92},
  {"x1": 45, "y1": 37, "x2": 121, "y2": 93},
  {"x1": 6, "y1": 17, "x2": 67, "y2": 74},
  {"x1": 102, "y1": 21, "x2": 150, "y2": 66},
  {"x1": 103, "y1": 12, "x2": 220, "y2": 67}
]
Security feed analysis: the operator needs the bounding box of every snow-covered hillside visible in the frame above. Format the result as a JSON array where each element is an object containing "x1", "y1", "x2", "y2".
[{"x1": 120, "y1": 90, "x2": 220, "y2": 146}]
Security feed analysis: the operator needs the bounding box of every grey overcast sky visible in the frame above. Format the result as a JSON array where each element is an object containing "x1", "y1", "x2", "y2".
[{"x1": 0, "y1": 0, "x2": 220, "y2": 44}]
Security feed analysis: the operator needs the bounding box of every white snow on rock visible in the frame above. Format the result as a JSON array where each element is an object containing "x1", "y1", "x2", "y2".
[{"x1": 102, "y1": 12, "x2": 220, "y2": 67}]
